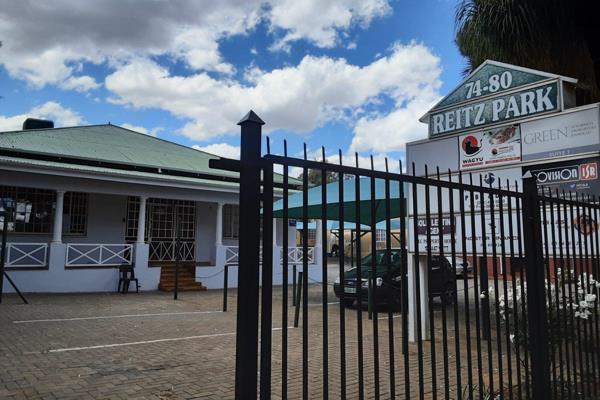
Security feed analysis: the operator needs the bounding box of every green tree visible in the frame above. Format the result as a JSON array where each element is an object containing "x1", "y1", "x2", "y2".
[
  {"x1": 455, "y1": 0, "x2": 600, "y2": 102},
  {"x1": 297, "y1": 168, "x2": 338, "y2": 187}
]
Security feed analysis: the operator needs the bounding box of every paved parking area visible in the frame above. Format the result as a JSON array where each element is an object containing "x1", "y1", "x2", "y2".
[{"x1": 0, "y1": 278, "x2": 517, "y2": 399}]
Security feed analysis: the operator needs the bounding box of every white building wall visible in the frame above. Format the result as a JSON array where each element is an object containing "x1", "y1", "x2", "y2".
[
  {"x1": 195, "y1": 201, "x2": 217, "y2": 264},
  {"x1": 2, "y1": 168, "x2": 315, "y2": 293},
  {"x1": 65, "y1": 193, "x2": 127, "y2": 244}
]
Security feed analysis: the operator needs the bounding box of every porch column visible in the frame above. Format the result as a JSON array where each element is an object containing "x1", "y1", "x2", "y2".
[
  {"x1": 137, "y1": 196, "x2": 147, "y2": 244},
  {"x1": 52, "y1": 190, "x2": 65, "y2": 243},
  {"x1": 315, "y1": 220, "x2": 323, "y2": 247},
  {"x1": 215, "y1": 202, "x2": 223, "y2": 245}
]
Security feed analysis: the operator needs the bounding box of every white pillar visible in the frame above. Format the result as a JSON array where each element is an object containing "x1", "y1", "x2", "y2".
[
  {"x1": 52, "y1": 190, "x2": 65, "y2": 243},
  {"x1": 215, "y1": 202, "x2": 223, "y2": 245},
  {"x1": 408, "y1": 254, "x2": 430, "y2": 342},
  {"x1": 137, "y1": 196, "x2": 147, "y2": 244},
  {"x1": 315, "y1": 220, "x2": 323, "y2": 247}
]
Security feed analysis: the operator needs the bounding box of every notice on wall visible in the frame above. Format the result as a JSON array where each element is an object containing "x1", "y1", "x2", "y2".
[
  {"x1": 459, "y1": 125, "x2": 521, "y2": 170},
  {"x1": 523, "y1": 157, "x2": 600, "y2": 197},
  {"x1": 521, "y1": 106, "x2": 600, "y2": 161}
]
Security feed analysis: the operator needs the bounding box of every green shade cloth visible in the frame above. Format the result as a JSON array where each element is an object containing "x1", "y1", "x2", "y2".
[
  {"x1": 273, "y1": 177, "x2": 402, "y2": 227},
  {"x1": 296, "y1": 219, "x2": 401, "y2": 230}
]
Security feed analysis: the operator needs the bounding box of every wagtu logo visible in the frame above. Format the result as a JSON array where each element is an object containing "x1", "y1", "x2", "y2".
[{"x1": 462, "y1": 135, "x2": 481, "y2": 155}]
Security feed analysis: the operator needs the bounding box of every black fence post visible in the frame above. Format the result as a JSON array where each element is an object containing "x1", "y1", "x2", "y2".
[
  {"x1": 294, "y1": 271, "x2": 303, "y2": 328},
  {"x1": 234, "y1": 110, "x2": 264, "y2": 400},
  {"x1": 479, "y1": 256, "x2": 490, "y2": 341},
  {"x1": 522, "y1": 172, "x2": 551, "y2": 399},
  {"x1": 223, "y1": 264, "x2": 229, "y2": 312},
  {"x1": 0, "y1": 210, "x2": 7, "y2": 303},
  {"x1": 174, "y1": 215, "x2": 182, "y2": 301}
]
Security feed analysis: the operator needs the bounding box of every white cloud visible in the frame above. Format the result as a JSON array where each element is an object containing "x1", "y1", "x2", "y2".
[
  {"x1": 0, "y1": 101, "x2": 84, "y2": 131},
  {"x1": 106, "y1": 41, "x2": 442, "y2": 152},
  {"x1": 120, "y1": 123, "x2": 162, "y2": 137},
  {"x1": 350, "y1": 85, "x2": 440, "y2": 153},
  {"x1": 60, "y1": 75, "x2": 101, "y2": 92},
  {"x1": 0, "y1": 0, "x2": 390, "y2": 89},
  {"x1": 193, "y1": 143, "x2": 241, "y2": 159},
  {"x1": 268, "y1": 0, "x2": 391, "y2": 50}
]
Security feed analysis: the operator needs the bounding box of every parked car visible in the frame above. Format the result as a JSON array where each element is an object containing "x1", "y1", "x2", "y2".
[
  {"x1": 333, "y1": 249, "x2": 456, "y2": 308},
  {"x1": 446, "y1": 256, "x2": 472, "y2": 277}
]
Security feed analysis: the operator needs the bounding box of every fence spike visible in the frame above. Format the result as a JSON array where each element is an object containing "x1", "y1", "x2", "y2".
[
  {"x1": 384, "y1": 157, "x2": 389, "y2": 173},
  {"x1": 338, "y1": 149, "x2": 343, "y2": 165},
  {"x1": 321, "y1": 146, "x2": 326, "y2": 163},
  {"x1": 303, "y1": 143, "x2": 307, "y2": 160},
  {"x1": 355, "y1": 152, "x2": 359, "y2": 168},
  {"x1": 266, "y1": 136, "x2": 271, "y2": 154},
  {"x1": 370, "y1": 155, "x2": 374, "y2": 170},
  {"x1": 283, "y1": 139, "x2": 288, "y2": 157}
]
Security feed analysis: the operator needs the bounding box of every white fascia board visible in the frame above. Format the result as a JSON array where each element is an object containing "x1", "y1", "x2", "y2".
[{"x1": 0, "y1": 161, "x2": 240, "y2": 194}]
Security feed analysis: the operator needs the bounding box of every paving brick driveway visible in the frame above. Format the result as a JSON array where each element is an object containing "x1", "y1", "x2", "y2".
[{"x1": 0, "y1": 280, "x2": 515, "y2": 399}]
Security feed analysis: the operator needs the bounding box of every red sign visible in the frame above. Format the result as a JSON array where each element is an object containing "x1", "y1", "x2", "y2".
[{"x1": 579, "y1": 162, "x2": 598, "y2": 181}]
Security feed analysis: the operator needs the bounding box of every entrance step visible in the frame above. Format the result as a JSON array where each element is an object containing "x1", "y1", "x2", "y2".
[{"x1": 158, "y1": 264, "x2": 207, "y2": 292}]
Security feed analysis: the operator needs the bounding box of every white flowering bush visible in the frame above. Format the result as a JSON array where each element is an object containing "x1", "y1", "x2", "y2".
[{"x1": 483, "y1": 268, "x2": 599, "y2": 398}]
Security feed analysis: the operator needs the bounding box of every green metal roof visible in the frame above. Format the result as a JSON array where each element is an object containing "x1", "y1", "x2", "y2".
[
  {"x1": 0, "y1": 124, "x2": 300, "y2": 186},
  {"x1": 0, "y1": 154, "x2": 240, "y2": 189}
]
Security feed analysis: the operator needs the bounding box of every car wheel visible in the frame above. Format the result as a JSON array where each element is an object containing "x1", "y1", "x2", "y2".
[
  {"x1": 341, "y1": 299, "x2": 354, "y2": 308},
  {"x1": 443, "y1": 286, "x2": 455, "y2": 305}
]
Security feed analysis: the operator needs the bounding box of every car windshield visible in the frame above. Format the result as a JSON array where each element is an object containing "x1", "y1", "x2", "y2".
[
  {"x1": 360, "y1": 250, "x2": 401, "y2": 267},
  {"x1": 343, "y1": 250, "x2": 401, "y2": 280}
]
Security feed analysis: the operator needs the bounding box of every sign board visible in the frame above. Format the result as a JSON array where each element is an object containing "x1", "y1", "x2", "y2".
[
  {"x1": 405, "y1": 136, "x2": 459, "y2": 176},
  {"x1": 521, "y1": 106, "x2": 600, "y2": 161},
  {"x1": 416, "y1": 216, "x2": 455, "y2": 236},
  {"x1": 459, "y1": 125, "x2": 521, "y2": 170},
  {"x1": 523, "y1": 157, "x2": 600, "y2": 196},
  {"x1": 409, "y1": 167, "x2": 522, "y2": 216},
  {"x1": 409, "y1": 208, "x2": 599, "y2": 256},
  {"x1": 434, "y1": 61, "x2": 552, "y2": 110},
  {"x1": 430, "y1": 81, "x2": 559, "y2": 137}
]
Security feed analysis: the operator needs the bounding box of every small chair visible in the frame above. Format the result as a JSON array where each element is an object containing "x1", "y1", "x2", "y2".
[{"x1": 117, "y1": 265, "x2": 140, "y2": 294}]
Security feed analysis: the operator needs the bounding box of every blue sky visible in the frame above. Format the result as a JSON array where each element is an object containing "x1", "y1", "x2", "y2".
[{"x1": 0, "y1": 0, "x2": 464, "y2": 173}]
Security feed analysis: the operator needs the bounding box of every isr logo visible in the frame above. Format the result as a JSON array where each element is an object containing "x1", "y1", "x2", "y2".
[{"x1": 579, "y1": 162, "x2": 598, "y2": 181}]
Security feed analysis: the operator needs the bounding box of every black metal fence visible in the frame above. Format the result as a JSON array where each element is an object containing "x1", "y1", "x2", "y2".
[{"x1": 211, "y1": 111, "x2": 600, "y2": 399}]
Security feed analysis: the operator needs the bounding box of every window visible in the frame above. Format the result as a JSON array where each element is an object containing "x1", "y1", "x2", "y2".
[
  {"x1": 0, "y1": 187, "x2": 89, "y2": 235},
  {"x1": 223, "y1": 204, "x2": 239, "y2": 239},
  {"x1": 376, "y1": 229, "x2": 386, "y2": 244},
  {"x1": 0, "y1": 186, "x2": 55, "y2": 233},
  {"x1": 307, "y1": 228, "x2": 316, "y2": 244},
  {"x1": 125, "y1": 197, "x2": 196, "y2": 241},
  {"x1": 64, "y1": 192, "x2": 88, "y2": 235}
]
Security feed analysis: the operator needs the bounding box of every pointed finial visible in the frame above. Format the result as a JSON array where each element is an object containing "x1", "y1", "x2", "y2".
[{"x1": 237, "y1": 110, "x2": 265, "y2": 125}]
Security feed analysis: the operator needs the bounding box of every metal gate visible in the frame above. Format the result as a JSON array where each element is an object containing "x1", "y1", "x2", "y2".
[{"x1": 211, "y1": 111, "x2": 600, "y2": 399}]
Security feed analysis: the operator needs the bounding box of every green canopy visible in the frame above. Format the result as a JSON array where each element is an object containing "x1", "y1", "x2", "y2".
[{"x1": 273, "y1": 177, "x2": 402, "y2": 227}]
